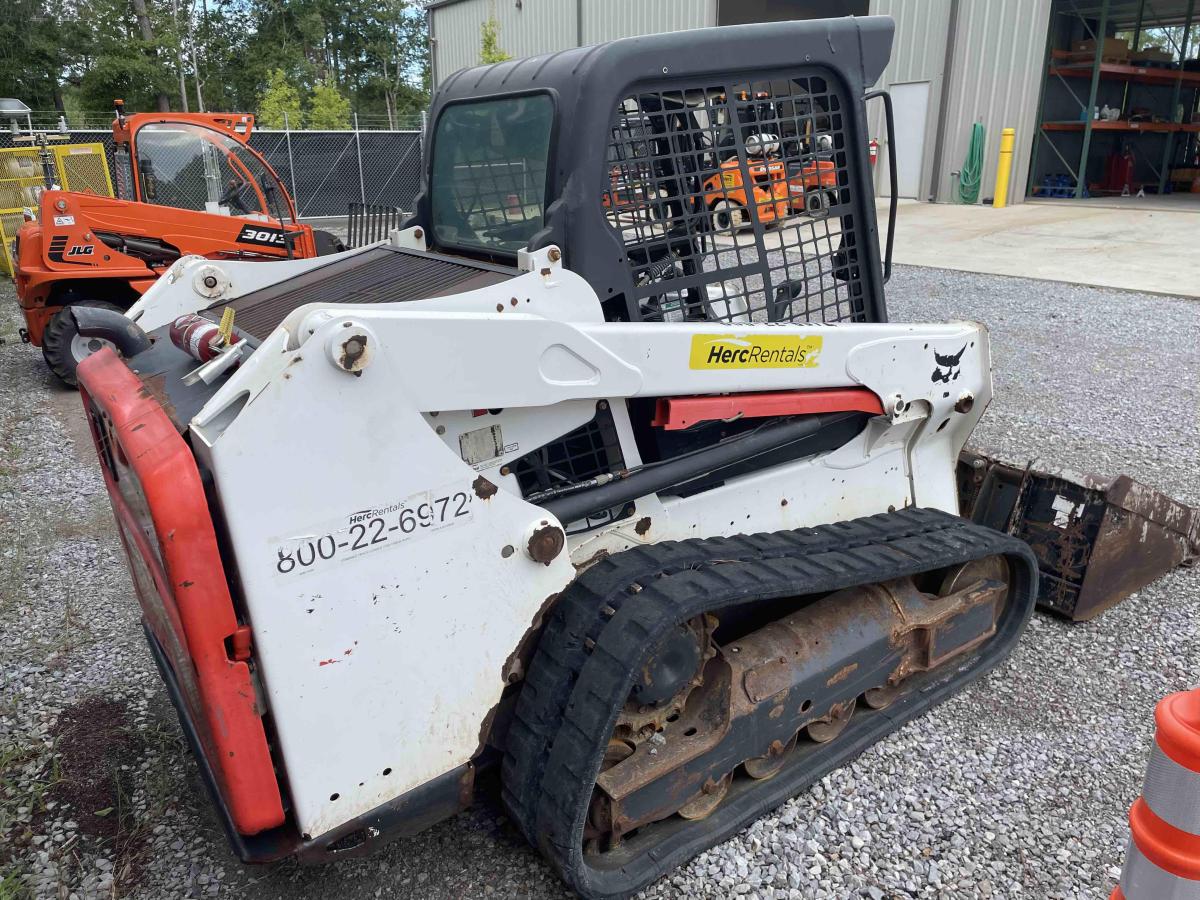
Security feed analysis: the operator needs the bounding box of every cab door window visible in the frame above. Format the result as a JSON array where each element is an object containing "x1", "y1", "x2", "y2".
[{"x1": 133, "y1": 122, "x2": 274, "y2": 218}]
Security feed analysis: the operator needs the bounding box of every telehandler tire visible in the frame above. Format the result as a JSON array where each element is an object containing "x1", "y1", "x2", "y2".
[
  {"x1": 805, "y1": 188, "x2": 831, "y2": 215},
  {"x1": 313, "y1": 229, "x2": 348, "y2": 256},
  {"x1": 41, "y1": 299, "x2": 126, "y2": 388}
]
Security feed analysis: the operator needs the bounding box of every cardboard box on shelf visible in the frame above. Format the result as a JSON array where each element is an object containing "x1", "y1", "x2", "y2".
[
  {"x1": 1067, "y1": 52, "x2": 1131, "y2": 65},
  {"x1": 1074, "y1": 37, "x2": 1130, "y2": 56},
  {"x1": 1131, "y1": 46, "x2": 1174, "y2": 64}
]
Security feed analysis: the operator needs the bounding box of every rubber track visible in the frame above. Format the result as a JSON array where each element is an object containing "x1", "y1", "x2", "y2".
[{"x1": 502, "y1": 507, "x2": 1038, "y2": 899}]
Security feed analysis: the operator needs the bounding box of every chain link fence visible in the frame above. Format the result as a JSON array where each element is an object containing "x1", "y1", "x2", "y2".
[
  {"x1": 13, "y1": 110, "x2": 423, "y2": 132},
  {"x1": 254, "y1": 113, "x2": 425, "y2": 218},
  {"x1": 0, "y1": 111, "x2": 426, "y2": 224}
]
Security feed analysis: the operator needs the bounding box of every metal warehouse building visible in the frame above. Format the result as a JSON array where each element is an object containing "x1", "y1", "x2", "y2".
[{"x1": 428, "y1": 0, "x2": 1200, "y2": 206}]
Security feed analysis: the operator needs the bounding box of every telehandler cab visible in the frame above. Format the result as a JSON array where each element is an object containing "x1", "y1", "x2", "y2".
[
  {"x1": 75, "y1": 18, "x2": 1040, "y2": 898},
  {"x1": 13, "y1": 102, "x2": 343, "y2": 385}
]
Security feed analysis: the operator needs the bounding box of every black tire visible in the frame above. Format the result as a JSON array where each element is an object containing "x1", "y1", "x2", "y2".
[
  {"x1": 313, "y1": 229, "x2": 347, "y2": 256},
  {"x1": 709, "y1": 199, "x2": 746, "y2": 232},
  {"x1": 41, "y1": 299, "x2": 126, "y2": 388}
]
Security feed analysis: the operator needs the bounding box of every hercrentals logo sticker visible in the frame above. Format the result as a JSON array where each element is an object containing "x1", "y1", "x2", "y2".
[{"x1": 689, "y1": 333, "x2": 823, "y2": 369}]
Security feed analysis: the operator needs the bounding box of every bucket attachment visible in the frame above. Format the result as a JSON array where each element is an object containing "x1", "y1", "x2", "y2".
[{"x1": 957, "y1": 450, "x2": 1199, "y2": 621}]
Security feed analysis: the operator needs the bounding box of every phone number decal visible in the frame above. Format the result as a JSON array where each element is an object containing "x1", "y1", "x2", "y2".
[{"x1": 270, "y1": 485, "x2": 475, "y2": 577}]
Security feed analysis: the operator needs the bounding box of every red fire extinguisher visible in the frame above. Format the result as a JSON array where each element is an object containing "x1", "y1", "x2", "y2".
[{"x1": 869, "y1": 139, "x2": 879, "y2": 169}]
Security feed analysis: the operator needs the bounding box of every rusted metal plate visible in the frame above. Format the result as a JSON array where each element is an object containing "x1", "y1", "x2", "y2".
[{"x1": 957, "y1": 450, "x2": 1199, "y2": 621}]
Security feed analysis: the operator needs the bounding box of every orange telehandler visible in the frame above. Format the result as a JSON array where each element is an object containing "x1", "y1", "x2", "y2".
[{"x1": 12, "y1": 102, "x2": 343, "y2": 384}]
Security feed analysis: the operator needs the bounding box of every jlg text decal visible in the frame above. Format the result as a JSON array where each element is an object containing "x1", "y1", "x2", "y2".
[{"x1": 689, "y1": 334, "x2": 822, "y2": 370}]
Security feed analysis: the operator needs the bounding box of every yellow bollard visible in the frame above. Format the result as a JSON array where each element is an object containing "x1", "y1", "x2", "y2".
[{"x1": 992, "y1": 127, "x2": 1015, "y2": 209}]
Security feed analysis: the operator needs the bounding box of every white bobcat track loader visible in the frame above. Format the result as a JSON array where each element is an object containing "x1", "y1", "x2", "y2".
[{"x1": 74, "y1": 17, "x2": 1040, "y2": 899}]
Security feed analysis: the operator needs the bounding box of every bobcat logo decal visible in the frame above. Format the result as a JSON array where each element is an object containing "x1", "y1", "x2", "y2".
[{"x1": 931, "y1": 345, "x2": 966, "y2": 384}]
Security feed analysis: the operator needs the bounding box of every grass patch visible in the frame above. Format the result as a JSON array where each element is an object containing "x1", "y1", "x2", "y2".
[
  {"x1": 0, "y1": 743, "x2": 59, "y2": 847},
  {"x1": 0, "y1": 865, "x2": 34, "y2": 900},
  {"x1": 0, "y1": 741, "x2": 58, "y2": 899}
]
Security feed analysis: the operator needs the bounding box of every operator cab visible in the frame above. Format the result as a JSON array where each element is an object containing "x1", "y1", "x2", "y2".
[
  {"x1": 414, "y1": 45, "x2": 892, "y2": 328},
  {"x1": 111, "y1": 102, "x2": 296, "y2": 226}
]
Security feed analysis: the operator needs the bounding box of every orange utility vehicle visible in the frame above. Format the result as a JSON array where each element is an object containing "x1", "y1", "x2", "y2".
[
  {"x1": 786, "y1": 159, "x2": 840, "y2": 213},
  {"x1": 703, "y1": 150, "x2": 791, "y2": 229},
  {"x1": 701, "y1": 153, "x2": 840, "y2": 226},
  {"x1": 13, "y1": 102, "x2": 342, "y2": 384},
  {"x1": 699, "y1": 89, "x2": 843, "y2": 228}
]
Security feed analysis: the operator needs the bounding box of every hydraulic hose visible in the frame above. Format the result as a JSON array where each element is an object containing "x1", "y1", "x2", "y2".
[{"x1": 958, "y1": 122, "x2": 985, "y2": 205}]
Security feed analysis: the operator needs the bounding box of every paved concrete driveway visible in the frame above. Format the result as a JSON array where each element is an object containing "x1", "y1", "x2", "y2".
[{"x1": 879, "y1": 198, "x2": 1200, "y2": 298}]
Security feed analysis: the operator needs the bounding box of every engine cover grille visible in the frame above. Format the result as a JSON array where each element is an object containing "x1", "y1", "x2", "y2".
[{"x1": 203, "y1": 246, "x2": 515, "y2": 340}]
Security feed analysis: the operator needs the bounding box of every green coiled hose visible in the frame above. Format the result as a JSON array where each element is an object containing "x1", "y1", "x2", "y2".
[{"x1": 958, "y1": 122, "x2": 986, "y2": 204}]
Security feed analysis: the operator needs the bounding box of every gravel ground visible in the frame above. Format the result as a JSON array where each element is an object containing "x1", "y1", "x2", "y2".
[{"x1": 0, "y1": 266, "x2": 1197, "y2": 900}]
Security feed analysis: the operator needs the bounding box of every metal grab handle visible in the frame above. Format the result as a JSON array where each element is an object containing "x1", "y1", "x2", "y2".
[{"x1": 863, "y1": 89, "x2": 897, "y2": 283}]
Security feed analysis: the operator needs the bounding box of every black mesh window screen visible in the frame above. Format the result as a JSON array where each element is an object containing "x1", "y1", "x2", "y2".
[{"x1": 603, "y1": 75, "x2": 866, "y2": 325}]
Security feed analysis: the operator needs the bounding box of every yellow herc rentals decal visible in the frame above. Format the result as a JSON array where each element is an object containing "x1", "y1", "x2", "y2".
[{"x1": 689, "y1": 333, "x2": 823, "y2": 370}]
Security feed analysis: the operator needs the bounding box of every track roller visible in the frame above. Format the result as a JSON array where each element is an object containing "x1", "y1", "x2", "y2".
[{"x1": 807, "y1": 699, "x2": 856, "y2": 743}]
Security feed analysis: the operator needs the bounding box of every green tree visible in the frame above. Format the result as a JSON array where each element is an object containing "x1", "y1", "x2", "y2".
[
  {"x1": 45, "y1": 0, "x2": 176, "y2": 114},
  {"x1": 0, "y1": 0, "x2": 431, "y2": 123},
  {"x1": 307, "y1": 78, "x2": 350, "y2": 129},
  {"x1": 257, "y1": 69, "x2": 303, "y2": 128},
  {"x1": 362, "y1": 0, "x2": 430, "y2": 127},
  {"x1": 0, "y1": 0, "x2": 69, "y2": 111},
  {"x1": 77, "y1": 48, "x2": 170, "y2": 113},
  {"x1": 479, "y1": 18, "x2": 510, "y2": 64},
  {"x1": 129, "y1": 0, "x2": 171, "y2": 110}
]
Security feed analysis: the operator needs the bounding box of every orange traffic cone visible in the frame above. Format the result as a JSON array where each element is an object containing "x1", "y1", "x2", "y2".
[{"x1": 1112, "y1": 689, "x2": 1200, "y2": 899}]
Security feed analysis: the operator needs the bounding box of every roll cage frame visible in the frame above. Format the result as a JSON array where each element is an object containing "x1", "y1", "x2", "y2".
[{"x1": 409, "y1": 16, "x2": 897, "y2": 325}]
